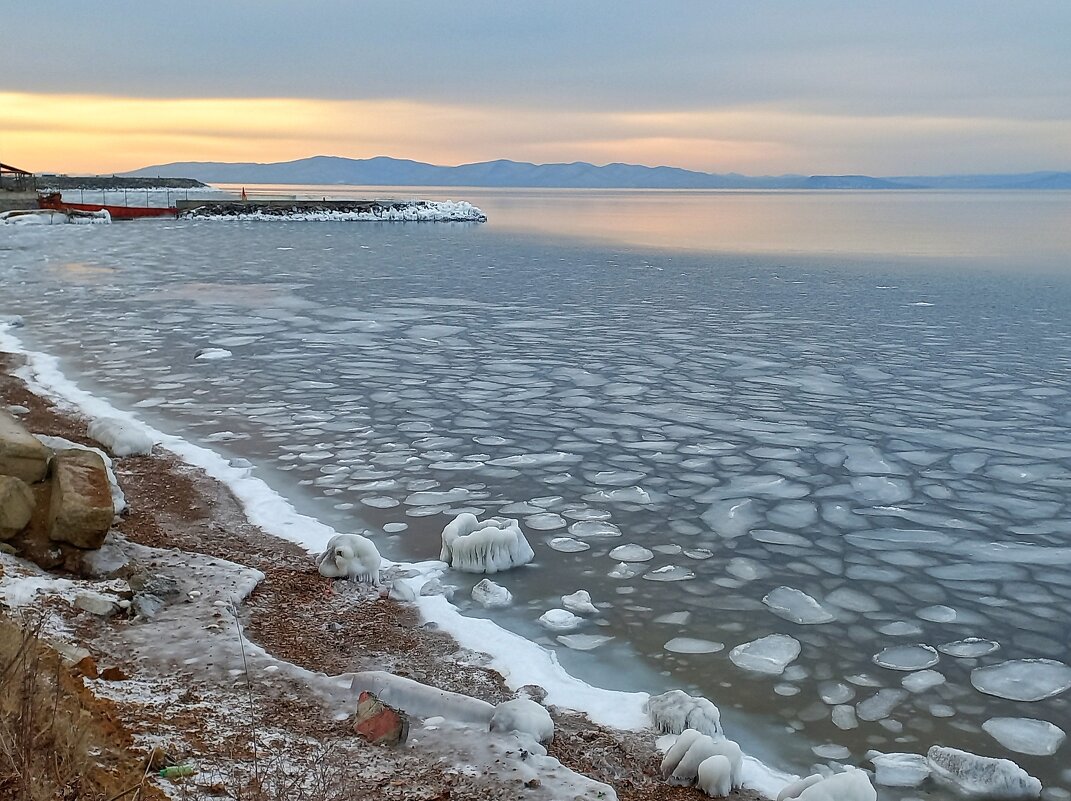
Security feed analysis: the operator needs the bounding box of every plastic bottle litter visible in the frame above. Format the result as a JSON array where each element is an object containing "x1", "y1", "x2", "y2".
[{"x1": 158, "y1": 764, "x2": 196, "y2": 779}]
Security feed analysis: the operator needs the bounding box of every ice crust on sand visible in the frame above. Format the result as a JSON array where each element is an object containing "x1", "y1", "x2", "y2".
[
  {"x1": 982, "y1": 718, "x2": 1066, "y2": 756},
  {"x1": 439, "y1": 513, "x2": 535, "y2": 574},
  {"x1": 729, "y1": 635, "x2": 801, "y2": 675},
  {"x1": 927, "y1": 746, "x2": 1042, "y2": 800},
  {"x1": 645, "y1": 691, "x2": 722, "y2": 737},
  {"x1": 971, "y1": 659, "x2": 1071, "y2": 702}
]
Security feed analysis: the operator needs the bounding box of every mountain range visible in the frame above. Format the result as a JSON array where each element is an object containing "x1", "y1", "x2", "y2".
[{"x1": 123, "y1": 156, "x2": 1071, "y2": 190}]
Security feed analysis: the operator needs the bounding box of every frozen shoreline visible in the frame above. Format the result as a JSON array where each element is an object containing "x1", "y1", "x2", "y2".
[{"x1": 0, "y1": 321, "x2": 793, "y2": 799}]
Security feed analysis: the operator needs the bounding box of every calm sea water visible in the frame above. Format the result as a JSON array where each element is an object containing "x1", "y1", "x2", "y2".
[{"x1": 5, "y1": 188, "x2": 1071, "y2": 793}]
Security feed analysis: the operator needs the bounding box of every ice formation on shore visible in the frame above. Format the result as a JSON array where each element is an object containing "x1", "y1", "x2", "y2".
[
  {"x1": 489, "y1": 698, "x2": 555, "y2": 744},
  {"x1": 315, "y1": 533, "x2": 382, "y2": 585},
  {"x1": 181, "y1": 200, "x2": 487, "y2": 222},
  {"x1": 697, "y1": 754, "x2": 733, "y2": 797},
  {"x1": 646, "y1": 690, "x2": 722, "y2": 737},
  {"x1": 779, "y1": 769, "x2": 876, "y2": 801},
  {"x1": 87, "y1": 416, "x2": 155, "y2": 457},
  {"x1": 439, "y1": 513, "x2": 535, "y2": 574}
]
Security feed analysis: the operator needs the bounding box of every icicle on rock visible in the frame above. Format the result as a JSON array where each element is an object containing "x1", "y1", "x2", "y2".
[
  {"x1": 489, "y1": 698, "x2": 554, "y2": 744},
  {"x1": 662, "y1": 730, "x2": 719, "y2": 786},
  {"x1": 439, "y1": 512, "x2": 535, "y2": 574},
  {"x1": 86, "y1": 417, "x2": 155, "y2": 457},
  {"x1": 697, "y1": 754, "x2": 733, "y2": 798}
]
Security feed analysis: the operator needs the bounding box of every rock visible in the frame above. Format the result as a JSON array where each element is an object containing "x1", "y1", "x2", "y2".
[
  {"x1": 927, "y1": 745, "x2": 1041, "y2": 800},
  {"x1": 49, "y1": 449, "x2": 114, "y2": 549},
  {"x1": 129, "y1": 572, "x2": 181, "y2": 599},
  {"x1": 471, "y1": 578, "x2": 512, "y2": 608},
  {"x1": 74, "y1": 591, "x2": 120, "y2": 617},
  {"x1": 418, "y1": 578, "x2": 456, "y2": 600},
  {"x1": 132, "y1": 593, "x2": 166, "y2": 619},
  {"x1": 0, "y1": 475, "x2": 34, "y2": 539},
  {"x1": 0, "y1": 409, "x2": 49, "y2": 483},
  {"x1": 0, "y1": 541, "x2": 15, "y2": 555},
  {"x1": 101, "y1": 666, "x2": 129, "y2": 681},
  {"x1": 353, "y1": 691, "x2": 409, "y2": 745}
]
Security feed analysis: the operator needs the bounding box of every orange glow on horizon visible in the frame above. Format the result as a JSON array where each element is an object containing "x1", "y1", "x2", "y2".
[{"x1": 2, "y1": 91, "x2": 1066, "y2": 177}]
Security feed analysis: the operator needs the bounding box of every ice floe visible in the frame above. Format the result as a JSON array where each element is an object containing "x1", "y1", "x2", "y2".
[{"x1": 729, "y1": 634, "x2": 801, "y2": 675}]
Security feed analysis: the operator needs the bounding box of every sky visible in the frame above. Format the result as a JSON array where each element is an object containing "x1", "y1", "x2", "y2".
[{"x1": 2, "y1": 1, "x2": 1069, "y2": 176}]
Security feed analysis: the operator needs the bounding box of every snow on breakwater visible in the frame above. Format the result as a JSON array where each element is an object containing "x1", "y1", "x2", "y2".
[
  {"x1": 179, "y1": 199, "x2": 487, "y2": 222},
  {"x1": 0, "y1": 322, "x2": 791, "y2": 799}
]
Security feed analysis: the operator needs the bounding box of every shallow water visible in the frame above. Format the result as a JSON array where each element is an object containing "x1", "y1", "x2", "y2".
[{"x1": 4, "y1": 189, "x2": 1071, "y2": 794}]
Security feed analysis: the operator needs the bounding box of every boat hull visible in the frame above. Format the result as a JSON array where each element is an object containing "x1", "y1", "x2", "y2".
[{"x1": 38, "y1": 193, "x2": 176, "y2": 220}]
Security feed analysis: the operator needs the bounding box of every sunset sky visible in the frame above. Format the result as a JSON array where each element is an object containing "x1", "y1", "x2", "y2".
[{"x1": 3, "y1": 2, "x2": 1069, "y2": 176}]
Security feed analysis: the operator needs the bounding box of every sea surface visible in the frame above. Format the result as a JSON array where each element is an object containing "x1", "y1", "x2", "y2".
[{"x1": 4, "y1": 188, "x2": 1071, "y2": 795}]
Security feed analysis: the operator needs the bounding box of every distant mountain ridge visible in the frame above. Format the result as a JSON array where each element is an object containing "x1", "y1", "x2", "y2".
[{"x1": 123, "y1": 156, "x2": 1071, "y2": 190}]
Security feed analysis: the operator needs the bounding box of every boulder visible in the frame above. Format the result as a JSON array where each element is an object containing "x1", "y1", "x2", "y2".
[
  {"x1": 0, "y1": 474, "x2": 34, "y2": 539},
  {"x1": 353, "y1": 691, "x2": 409, "y2": 745},
  {"x1": 49, "y1": 449, "x2": 113, "y2": 549},
  {"x1": 74, "y1": 591, "x2": 120, "y2": 617},
  {"x1": 0, "y1": 409, "x2": 49, "y2": 483}
]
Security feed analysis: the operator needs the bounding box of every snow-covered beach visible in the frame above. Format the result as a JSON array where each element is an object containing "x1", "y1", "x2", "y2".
[{"x1": 2, "y1": 188, "x2": 1070, "y2": 799}]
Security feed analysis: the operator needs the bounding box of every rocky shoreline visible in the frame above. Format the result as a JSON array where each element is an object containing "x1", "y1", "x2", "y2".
[{"x1": 0, "y1": 352, "x2": 758, "y2": 801}]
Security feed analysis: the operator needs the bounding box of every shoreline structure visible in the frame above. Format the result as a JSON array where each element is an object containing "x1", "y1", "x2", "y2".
[{"x1": 0, "y1": 324, "x2": 785, "y2": 800}]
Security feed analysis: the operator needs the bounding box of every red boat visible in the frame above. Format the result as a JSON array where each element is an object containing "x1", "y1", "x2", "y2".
[{"x1": 37, "y1": 192, "x2": 177, "y2": 220}]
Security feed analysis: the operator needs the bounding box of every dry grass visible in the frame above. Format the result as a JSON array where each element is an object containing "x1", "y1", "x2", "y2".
[{"x1": 0, "y1": 611, "x2": 104, "y2": 801}]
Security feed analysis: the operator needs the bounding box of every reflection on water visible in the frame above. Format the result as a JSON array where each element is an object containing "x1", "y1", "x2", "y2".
[{"x1": 217, "y1": 184, "x2": 1071, "y2": 265}]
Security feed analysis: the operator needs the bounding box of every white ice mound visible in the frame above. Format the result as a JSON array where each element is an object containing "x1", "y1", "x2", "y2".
[
  {"x1": 927, "y1": 746, "x2": 1041, "y2": 800},
  {"x1": 697, "y1": 754, "x2": 733, "y2": 798},
  {"x1": 538, "y1": 609, "x2": 582, "y2": 632},
  {"x1": 982, "y1": 717, "x2": 1066, "y2": 757},
  {"x1": 777, "y1": 774, "x2": 824, "y2": 801},
  {"x1": 971, "y1": 658, "x2": 1071, "y2": 701},
  {"x1": 439, "y1": 513, "x2": 534, "y2": 574},
  {"x1": 729, "y1": 634, "x2": 801, "y2": 675},
  {"x1": 489, "y1": 698, "x2": 554, "y2": 744},
  {"x1": 86, "y1": 417, "x2": 155, "y2": 457},
  {"x1": 645, "y1": 690, "x2": 722, "y2": 737},
  {"x1": 315, "y1": 533, "x2": 382, "y2": 585},
  {"x1": 471, "y1": 578, "x2": 512, "y2": 608},
  {"x1": 762, "y1": 586, "x2": 834, "y2": 624},
  {"x1": 609, "y1": 544, "x2": 655, "y2": 562},
  {"x1": 791, "y1": 769, "x2": 877, "y2": 801},
  {"x1": 866, "y1": 751, "x2": 931, "y2": 788},
  {"x1": 561, "y1": 590, "x2": 598, "y2": 615}
]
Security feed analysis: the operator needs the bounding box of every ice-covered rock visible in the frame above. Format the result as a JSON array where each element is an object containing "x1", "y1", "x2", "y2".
[
  {"x1": 561, "y1": 590, "x2": 597, "y2": 615},
  {"x1": 439, "y1": 513, "x2": 534, "y2": 574},
  {"x1": 762, "y1": 586, "x2": 834, "y2": 624},
  {"x1": 471, "y1": 578, "x2": 512, "y2": 608},
  {"x1": 489, "y1": 698, "x2": 554, "y2": 744},
  {"x1": 697, "y1": 754, "x2": 733, "y2": 797},
  {"x1": 645, "y1": 690, "x2": 721, "y2": 737},
  {"x1": 982, "y1": 717, "x2": 1066, "y2": 757},
  {"x1": 729, "y1": 634, "x2": 801, "y2": 675},
  {"x1": 86, "y1": 417, "x2": 155, "y2": 457},
  {"x1": 538, "y1": 609, "x2": 582, "y2": 632},
  {"x1": 315, "y1": 533, "x2": 382, "y2": 585},
  {"x1": 866, "y1": 751, "x2": 931, "y2": 787},
  {"x1": 927, "y1": 746, "x2": 1041, "y2": 800},
  {"x1": 662, "y1": 729, "x2": 719, "y2": 786}
]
